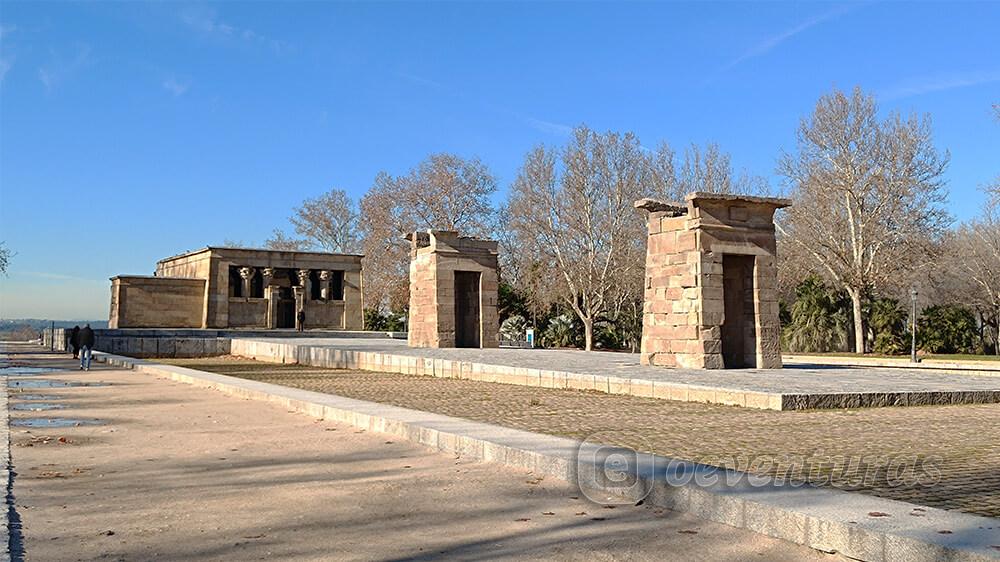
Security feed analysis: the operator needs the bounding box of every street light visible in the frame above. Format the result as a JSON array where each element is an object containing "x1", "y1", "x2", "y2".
[{"x1": 910, "y1": 288, "x2": 919, "y2": 363}]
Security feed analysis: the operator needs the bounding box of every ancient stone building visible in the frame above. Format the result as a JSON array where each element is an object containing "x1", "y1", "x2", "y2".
[
  {"x1": 109, "y1": 247, "x2": 363, "y2": 330},
  {"x1": 407, "y1": 230, "x2": 499, "y2": 348},
  {"x1": 635, "y1": 192, "x2": 790, "y2": 369}
]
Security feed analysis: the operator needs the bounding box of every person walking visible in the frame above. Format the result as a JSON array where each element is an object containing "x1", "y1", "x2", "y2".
[
  {"x1": 296, "y1": 309, "x2": 306, "y2": 332},
  {"x1": 69, "y1": 325, "x2": 81, "y2": 359},
  {"x1": 79, "y1": 323, "x2": 95, "y2": 371}
]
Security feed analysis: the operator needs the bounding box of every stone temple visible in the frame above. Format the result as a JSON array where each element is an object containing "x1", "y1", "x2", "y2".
[
  {"x1": 636, "y1": 192, "x2": 790, "y2": 369},
  {"x1": 109, "y1": 247, "x2": 364, "y2": 330},
  {"x1": 406, "y1": 230, "x2": 500, "y2": 349}
]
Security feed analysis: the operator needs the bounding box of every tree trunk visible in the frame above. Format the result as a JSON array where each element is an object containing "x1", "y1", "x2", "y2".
[
  {"x1": 848, "y1": 289, "x2": 865, "y2": 354},
  {"x1": 583, "y1": 318, "x2": 594, "y2": 351}
]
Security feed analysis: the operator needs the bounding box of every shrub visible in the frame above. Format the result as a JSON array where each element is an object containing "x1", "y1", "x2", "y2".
[
  {"x1": 499, "y1": 315, "x2": 529, "y2": 341},
  {"x1": 782, "y1": 276, "x2": 851, "y2": 352},
  {"x1": 542, "y1": 314, "x2": 580, "y2": 348},
  {"x1": 869, "y1": 298, "x2": 909, "y2": 355},
  {"x1": 364, "y1": 308, "x2": 405, "y2": 332},
  {"x1": 917, "y1": 305, "x2": 978, "y2": 354}
]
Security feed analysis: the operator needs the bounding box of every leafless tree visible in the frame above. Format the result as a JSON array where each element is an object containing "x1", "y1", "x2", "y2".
[
  {"x1": 649, "y1": 141, "x2": 767, "y2": 203},
  {"x1": 264, "y1": 229, "x2": 312, "y2": 251},
  {"x1": 360, "y1": 154, "x2": 497, "y2": 311},
  {"x1": 939, "y1": 196, "x2": 1000, "y2": 354},
  {"x1": 505, "y1": 126, "x2": 768, "y2": 351},
  {"x1": 778, "y1": 87, "x2": 950, "y2": 353},
  {"x1": 505, "y1": 126, "x2": 653, "y2": 351},
  {"x1": 0, "y1": 242, "x2": 11, "y2": 275},
  {"x1": 288, "y1": 188, "x2": 361, "y2": 254}
]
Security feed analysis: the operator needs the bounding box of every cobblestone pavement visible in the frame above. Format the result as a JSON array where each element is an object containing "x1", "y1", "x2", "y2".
[
  {"x1": 163, "y1": 357, "x2": 1000, "y2": 519},
  {"x1": 242, "y1": 337, "x2": 1000, "y2": 394}
]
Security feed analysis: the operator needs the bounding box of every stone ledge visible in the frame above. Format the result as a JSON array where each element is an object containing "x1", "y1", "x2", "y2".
[
  {"x1": 93, "y1": 352, "x2": 1000, "y2": 562},
  {"x1": 229, "y1": 339, "x2": 1000, "y2": 411}
]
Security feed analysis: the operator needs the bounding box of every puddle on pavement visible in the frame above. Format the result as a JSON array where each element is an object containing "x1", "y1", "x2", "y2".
[
  {"x1": 0, "y1": 366, "x2": 63, "y2": 376},
  {"x1": 12, "y1": 403, "x2": 67, "y2": 411},
  {"x1": 8, "y1": 380, "x2": 108, "y2": 389},
  {"x1": 11, "y1": 418, "x2": 104, "y2": 428},
  {"x1": 11, "y1": 394, "x2": 62, "y2": 401}
]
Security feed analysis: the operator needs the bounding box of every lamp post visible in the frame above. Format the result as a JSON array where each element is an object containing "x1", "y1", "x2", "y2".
[{"x1": 910, "y1": 288, "x2": 919, "y2": 363}]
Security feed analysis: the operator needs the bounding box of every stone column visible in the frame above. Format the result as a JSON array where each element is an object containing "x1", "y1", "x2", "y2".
[
  {"x1": 293, "y1": 285, "x2": 305, "y2": 330},
  {"x1": 261, "y1": 268, "x2": 277, "y2": 329},
  {"x1": 318, "y1": 270, "x2": 332, "y2": 300},
  {"x1": 238, "y1": 267, "x2": 255, "y2": 298},
  {"x1": 264, "y1": 286, "x2": 278, "y2": 329},
  {"x1": 297, "y1": 269, "x2": 311, "y2": 297}
]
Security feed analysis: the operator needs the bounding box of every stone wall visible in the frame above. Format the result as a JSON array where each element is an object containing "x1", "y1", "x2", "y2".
[
  {"x1": 637, "y1": 192, "x2": 789, "y2": 369},
  {"x1": 109, "y1": 276, "x2": 206, "y2": 329},
  {"x1": 407, "y1": 230, "x2": 499, "y2": 348},
  {"x1": 156, "y1": 250, "x2": 214, "y2": 328},
  {"x1": 302, "y1": 300, "x2": 346, "y2": 329},
  {"x1": 227, "y1": 298, "x2": 268, "y2": 328},
  {"x1": 94, "y1": 333, "x2": 231, "y2": 358}
]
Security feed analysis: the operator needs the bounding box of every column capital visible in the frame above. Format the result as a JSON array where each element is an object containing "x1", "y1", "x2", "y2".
[
  {"x1": 318, "y1": 270, "x2": 332, "y2": 281},
  {"x1": 238, "y1": 266, "x2": 255, "y2": 280}
]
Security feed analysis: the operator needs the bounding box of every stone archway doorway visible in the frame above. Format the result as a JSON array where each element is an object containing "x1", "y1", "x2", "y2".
[
  {"x1": 454, "y1": 271, "x2": 482, "y2": 348},
  {"x1": 721, "y1": 254, "x2": 756, "y2": 368}
]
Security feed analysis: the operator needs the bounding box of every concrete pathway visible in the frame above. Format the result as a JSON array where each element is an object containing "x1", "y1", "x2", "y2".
[
  {"x1": 2, "y1": 344, "x2": 836, "y2": 561},
  {"x1": 160, "y1": 356, "x2": 1000, "y2": 517}
]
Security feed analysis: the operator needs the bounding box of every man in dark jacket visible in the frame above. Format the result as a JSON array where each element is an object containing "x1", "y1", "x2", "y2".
[
  {"x1": 69, "y1": 326, "x2": 81, "y2": 359},
  {"x1": 79, "y1": 324, "x2": 95, "y2": 371}
]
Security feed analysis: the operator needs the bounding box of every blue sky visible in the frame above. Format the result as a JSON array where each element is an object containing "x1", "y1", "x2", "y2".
[{"x1": 1, "y1": 1, "x2": 998, "y2": 320}]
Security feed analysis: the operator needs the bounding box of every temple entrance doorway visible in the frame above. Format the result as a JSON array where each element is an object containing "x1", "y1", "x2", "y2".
[
  {"x1": 276, "y1": 286, "x2": 296, "y2": 329},
  {"x1": 721, "y1": 254, "x2": 756, "y2": 368},
  {"x1": 454, "y1": 271, "x2": 482, "y2": 348}
]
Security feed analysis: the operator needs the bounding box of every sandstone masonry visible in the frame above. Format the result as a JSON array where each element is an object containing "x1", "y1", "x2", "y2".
[
  {"x1": 110, "y1": 247, "x2": 363, "y2": 331},
  {"x1": 636, "y1": 192, "x2": 790, "y2": 369},
  {"x1": 407, "y1": 230, "x2": 499, "y2": 349}
]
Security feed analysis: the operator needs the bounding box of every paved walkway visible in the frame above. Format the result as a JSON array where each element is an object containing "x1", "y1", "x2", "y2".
[
  {"x1": 1, "y1": 344, "x2": 834, "y2": 561},
  {"x1": 165, "y1": 356, "x2": 1000, "y2": 518},
  {"x1": 243, "y1": 336, "x2": 1000, "y2": 402}
]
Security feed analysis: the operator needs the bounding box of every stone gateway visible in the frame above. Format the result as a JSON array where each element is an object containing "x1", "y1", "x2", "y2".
[
  {"x1": 407, "y1": 230, "x2": 500, "y2": 349},
  {"x1": 109, "y1": 247, "x2": 364, "y2": 330},
  {"x1": 636, "y1": 192, "x2": 791, "y2": 369}
]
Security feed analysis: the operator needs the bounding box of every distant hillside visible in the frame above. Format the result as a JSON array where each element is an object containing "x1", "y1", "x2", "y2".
[{"x1": 1, "y1": 319, "x2": 108, "y2": 332}]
